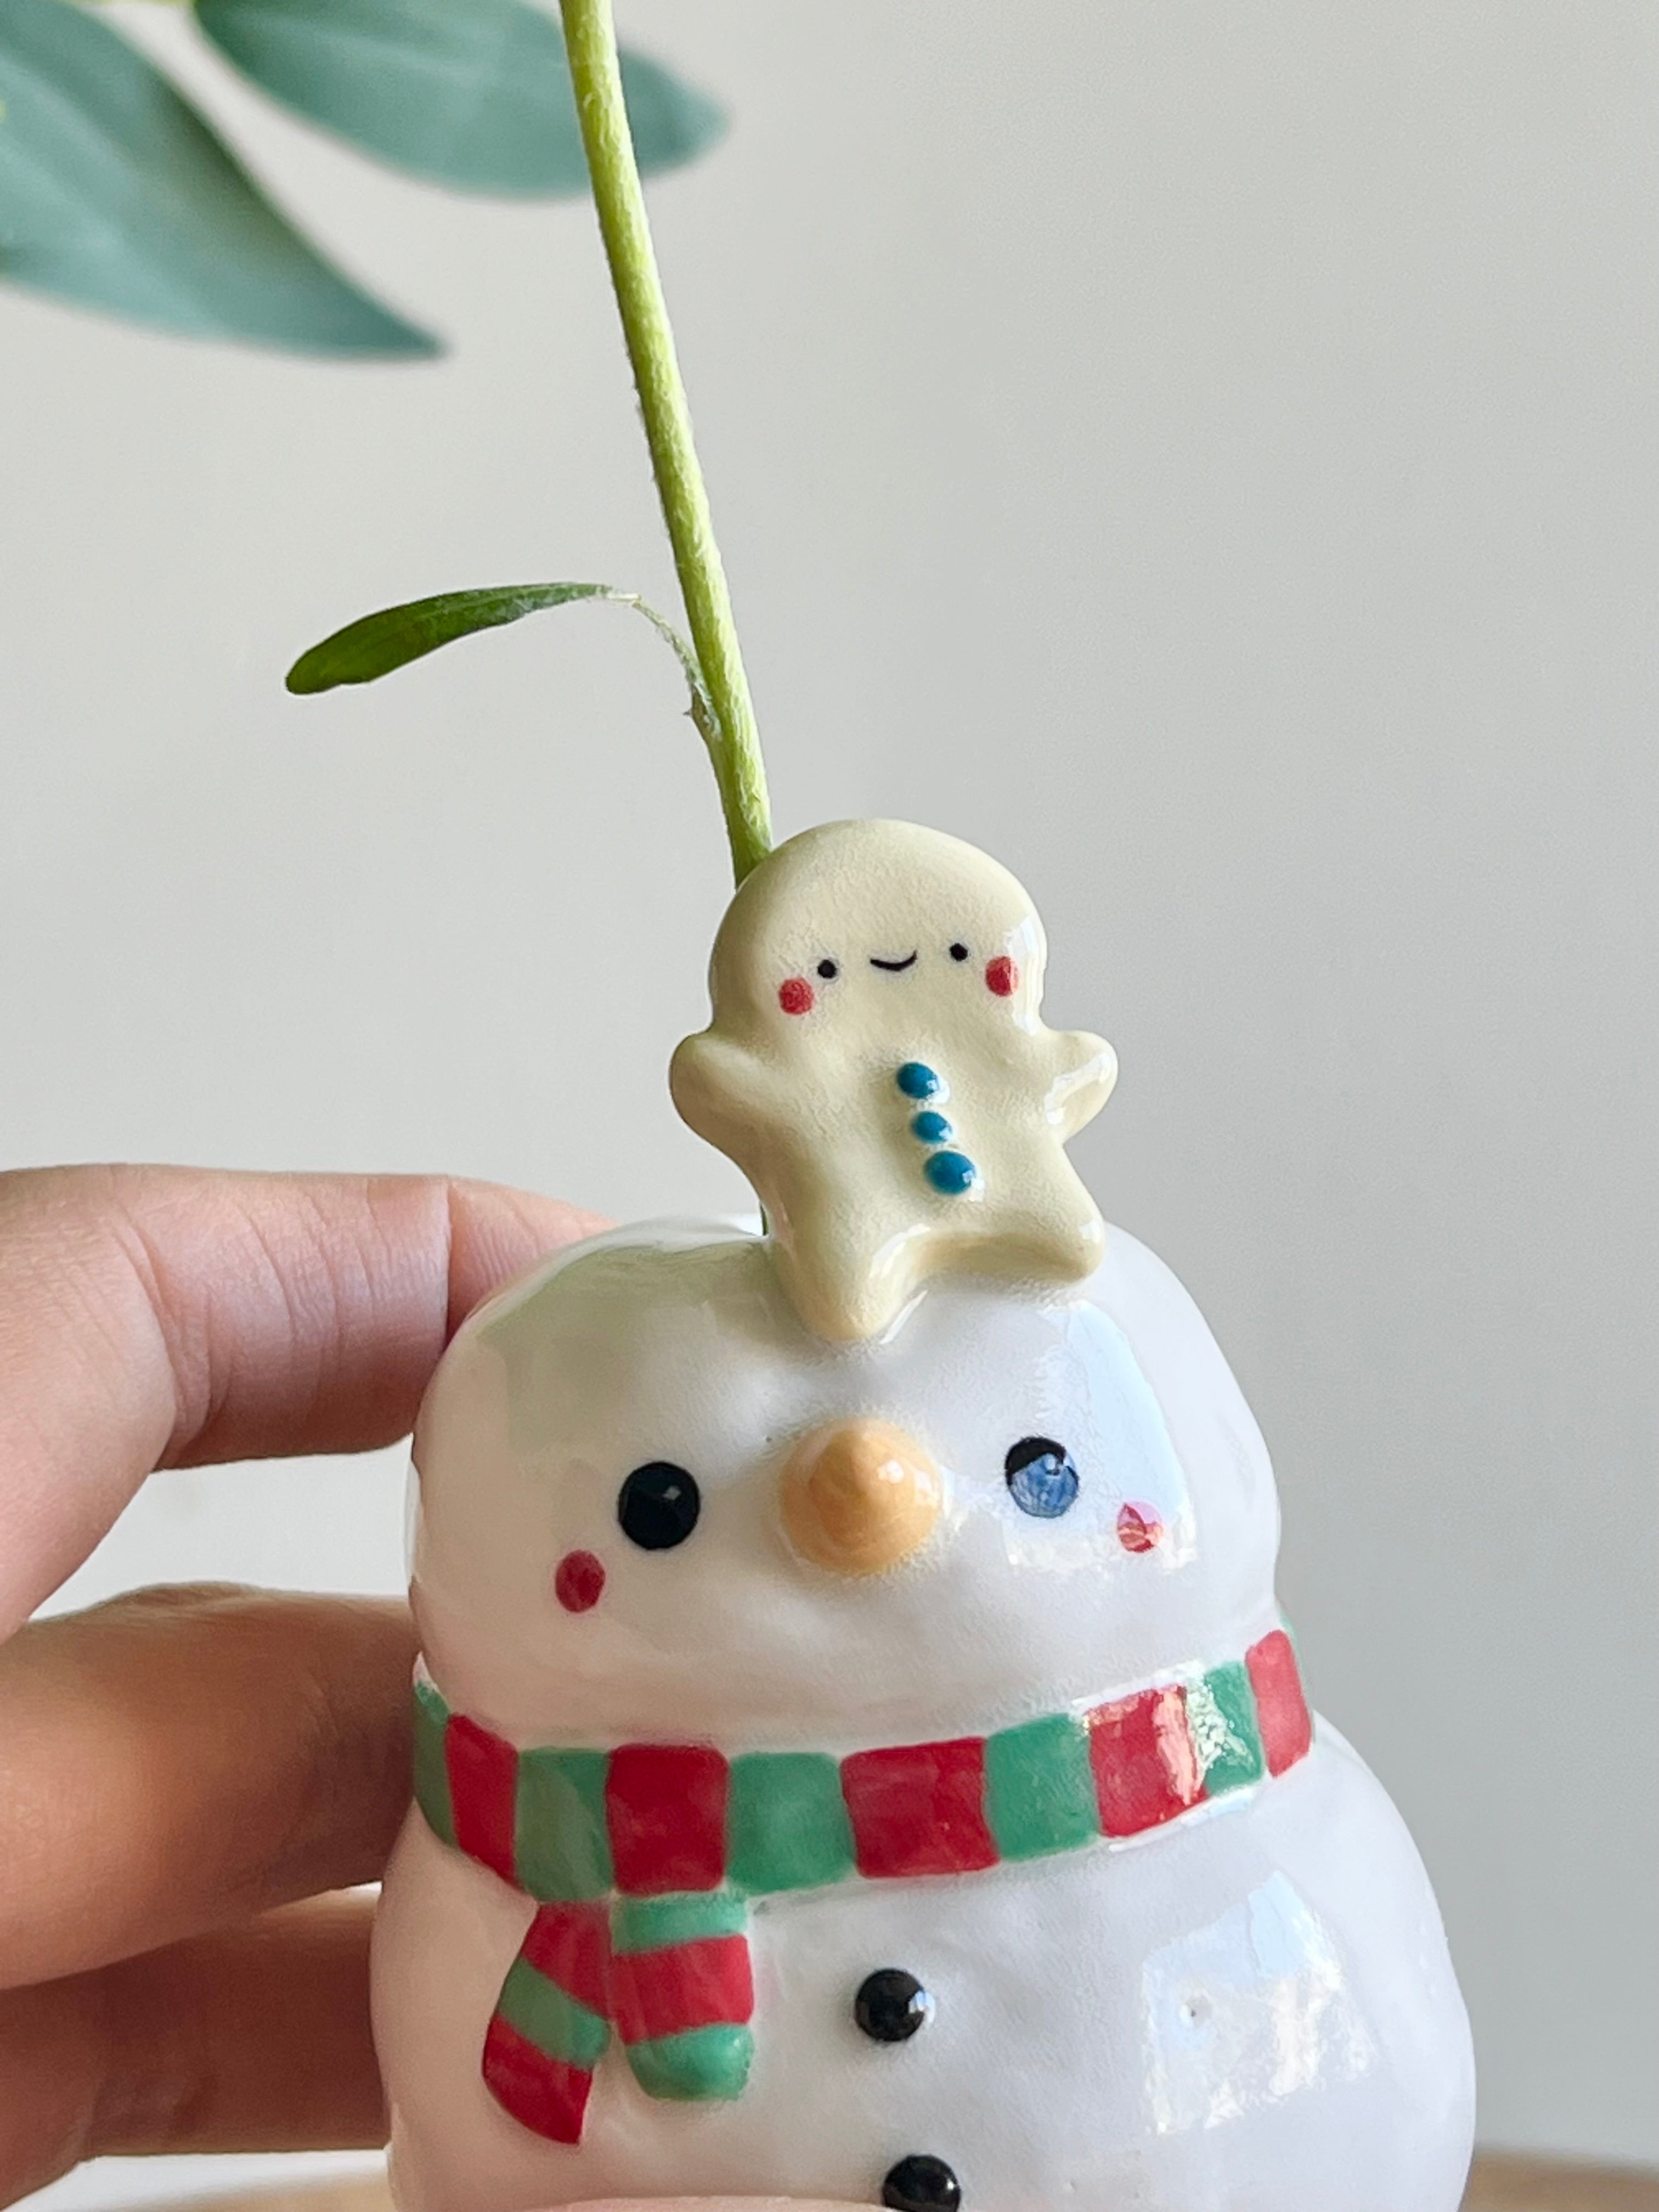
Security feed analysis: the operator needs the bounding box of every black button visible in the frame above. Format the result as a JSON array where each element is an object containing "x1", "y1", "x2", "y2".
[
  {"x1": 855, "y1": 1968, "x2": 930, "y2": 2042},
  {"x1": 882, "y1": 2154, "x2": 960, "y2": 2212}
]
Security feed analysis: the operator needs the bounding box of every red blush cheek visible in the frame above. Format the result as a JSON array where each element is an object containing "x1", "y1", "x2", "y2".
[
  {"x1": 778, "y1": 977, "x2": 815, "y2": 1015},
  {"x1": 985, "y1": 955, "x2": 1018, "y2": 998},
  {"x1": 1116, "y1": 1502, "x2": 1163, "y2": 1554},
  {"x1": 554, "y1": 1550, "x2": 606, "y2": 1612}
]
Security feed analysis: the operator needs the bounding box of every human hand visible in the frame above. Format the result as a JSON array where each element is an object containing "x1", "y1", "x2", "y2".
[{"x1": 0, "y1": 1165, "x2": 601, "y2": 2204}]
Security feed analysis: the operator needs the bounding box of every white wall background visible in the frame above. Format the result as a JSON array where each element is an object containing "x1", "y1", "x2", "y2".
[{"x1": 3, "y1": 1, "x2": 1655, "y2": 2199}]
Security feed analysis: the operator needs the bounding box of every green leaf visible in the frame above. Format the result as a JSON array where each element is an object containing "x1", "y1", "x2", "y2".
[
  {"x1": 0, "y1": 0, "x2": 437, "y2": 356},
  {"x1": 286, "y1": 583, "x2": 710, "y2": 709},
  {"x1": 193, "y1": 0, "x2": 726, "y2": 197}
]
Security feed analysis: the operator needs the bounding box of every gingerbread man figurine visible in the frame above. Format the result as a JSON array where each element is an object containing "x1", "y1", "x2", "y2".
[{"x1": 670, "y1": 819, "x2": 1117, "y2": 1341}]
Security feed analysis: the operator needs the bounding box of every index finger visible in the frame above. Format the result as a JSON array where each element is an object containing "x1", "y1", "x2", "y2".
[{"x1": 0, "y1": 1166, "x2": 601, "y2": 1637}]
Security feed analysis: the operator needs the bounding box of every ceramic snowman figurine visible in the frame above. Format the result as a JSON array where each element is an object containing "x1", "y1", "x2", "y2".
[{"x1": 373, "y1": 820, "x2": 1475, "y2": 2212}]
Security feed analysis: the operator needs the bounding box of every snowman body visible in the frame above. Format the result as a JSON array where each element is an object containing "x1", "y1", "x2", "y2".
[{"x1": 373, "y1": 1218, "x2": 1474, "y2": 2212}]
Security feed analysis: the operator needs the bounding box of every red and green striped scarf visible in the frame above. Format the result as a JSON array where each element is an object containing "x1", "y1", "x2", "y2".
[{"x1": 412, "y1": 1626, "x2": 1311, "y2": 2147}]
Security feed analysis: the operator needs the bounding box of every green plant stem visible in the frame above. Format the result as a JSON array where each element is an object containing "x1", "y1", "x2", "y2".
[{"x1": 560, "y1": 0, "x2": 771, "y2": 884}]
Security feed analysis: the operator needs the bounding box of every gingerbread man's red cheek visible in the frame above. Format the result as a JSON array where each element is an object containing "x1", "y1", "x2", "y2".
[
  {"x1": 554, "y1": 1550, "x2": 606, "y2": 1612},
  {"x1": 778, "y1": 977, "x2": 815, "y2": 1015},
  {"x1": 985, "y1": 955, "x2": 1018, "y2": 997}
]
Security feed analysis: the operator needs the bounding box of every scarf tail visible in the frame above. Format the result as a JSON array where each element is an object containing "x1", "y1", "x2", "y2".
[
  {"x1": 481, "y1": 1901, "x2": 611, "y2": 2143},
  {"x1": 609, "y1": 1891, "x2": 756, "y2": 2100},
  {"x1": 476, "y1": 1892, "x2": 754, "y2": 2138}
]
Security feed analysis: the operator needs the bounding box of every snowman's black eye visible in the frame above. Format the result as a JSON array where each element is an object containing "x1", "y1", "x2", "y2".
[
  {"x1": 948, "y1": 942, "x2": 969, "y2": 962},
  {"x1": 1004, "y1": 1436, "x2": 1080, "y2": 1518},
  {"x1": 617, "y1": 1462, "x2": 702, "y2": 1549},
  {"x1": 817, "y1": 958, "x2": 839, "y2": 980}
]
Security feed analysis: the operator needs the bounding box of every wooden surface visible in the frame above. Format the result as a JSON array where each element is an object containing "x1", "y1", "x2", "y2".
[
  {"x1": 159, "y1": 2154, "x2": 1659, "y2": 2212},
  {"x1": 1463, "y1": 2157, "x2": 1659, "y2": 2210}
]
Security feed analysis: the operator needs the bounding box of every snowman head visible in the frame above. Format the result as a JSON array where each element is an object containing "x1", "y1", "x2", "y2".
[
  {"x1": 410, "y1": 1223, "x2": 1279, "y2": 1747},
  {"x1": 699, "y1": 818, "x2": 1049, "y2": 1040}
]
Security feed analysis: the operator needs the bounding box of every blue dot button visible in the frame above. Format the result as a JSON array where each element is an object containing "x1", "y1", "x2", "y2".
[
  {"x1": 895, "y1": 1062, "x2": 941, "y2": 1101},
  {"x1": 924, "y1": 1150, "x2": 979, "y2": 1196},
  {"x1": 910, "y1": 1110, "x2": 953, "y2": 1146}
]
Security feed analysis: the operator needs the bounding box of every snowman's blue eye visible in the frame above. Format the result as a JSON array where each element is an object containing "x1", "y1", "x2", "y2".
[{"x1": 1004, "y1": 1436, "x2": 1079, "y2": 1518}]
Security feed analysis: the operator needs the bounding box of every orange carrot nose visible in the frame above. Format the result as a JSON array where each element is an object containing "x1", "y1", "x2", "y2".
[{"x1": 780, "y1": 1418, "x2": 943, "y2": 1576}]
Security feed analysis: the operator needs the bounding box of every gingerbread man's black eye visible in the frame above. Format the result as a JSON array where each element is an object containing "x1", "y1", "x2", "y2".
[
  {"x1": 1004, "y1": 1436, "x2": 1079, "y2": 1518},
  {"x1": 617, "y1": 1462, "x2": 701, "y2": 1549},
  {"x1": 817, "y1": 958, "x2": 839, "y2": 980},
  {"x1": 948, "y1": 942, "x2": 970, "y2": 962}
]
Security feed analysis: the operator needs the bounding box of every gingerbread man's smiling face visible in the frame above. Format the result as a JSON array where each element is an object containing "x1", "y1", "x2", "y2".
[{"x1": 775, "y1": 937, "x2": 1020, "y2": 1018}]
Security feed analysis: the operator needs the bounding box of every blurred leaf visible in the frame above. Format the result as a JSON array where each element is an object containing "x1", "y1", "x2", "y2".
[
  {"x1": 0, "y1": 0, "x2": 437, "y2": 355},
  {"x1": 194, "y1": 0, "x2": 726, "y2": 196},
  {"x1": 287, "y1": 583, "x2": 708, "y2": 704}
]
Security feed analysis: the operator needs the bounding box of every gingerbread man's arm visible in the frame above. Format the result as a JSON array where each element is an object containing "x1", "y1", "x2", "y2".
[
  {"x1": 669, "y1": 1027, "x2": 797, "y2": 1166},
  {"x1": 1042, "y1": 1028, "x2": 1118, "y2": 1140}
]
